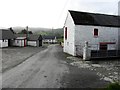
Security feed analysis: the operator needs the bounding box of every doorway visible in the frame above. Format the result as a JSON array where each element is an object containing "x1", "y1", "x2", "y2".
[
  {"x1": 39, "y1": 40, "x2": 42, "y2": 46},
  {"x1": 8, "y1": 39, "x2": 11, "y2": 46}
]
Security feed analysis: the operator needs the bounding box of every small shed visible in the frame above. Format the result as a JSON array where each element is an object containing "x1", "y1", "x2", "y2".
[
  {"x1": 13, "y1": 34, "x2": 27, "y2": 47},
  {"x1": 28, "y1": 35, "x2": 42, "y2": 47}
]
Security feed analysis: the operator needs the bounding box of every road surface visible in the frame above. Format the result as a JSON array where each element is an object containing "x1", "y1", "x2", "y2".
[{"x1": 2, "y1": 45, "x2": 109, "y2": 88}]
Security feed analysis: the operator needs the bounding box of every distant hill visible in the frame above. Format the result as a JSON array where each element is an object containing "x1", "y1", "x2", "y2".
[
  {"x1": 34, "y1": 28, "x2": 64, "y2": 38},
  {"x1": 12, "y1": 26, "x2": 64, "y2": 38},
  {"x1": 12, "y1": 27, "x2": 52, "y2": 33}
]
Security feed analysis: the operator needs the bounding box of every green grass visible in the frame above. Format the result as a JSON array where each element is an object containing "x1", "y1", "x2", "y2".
[{"x1": 106, "y1": 83, "x2": 120, "y2": 90}]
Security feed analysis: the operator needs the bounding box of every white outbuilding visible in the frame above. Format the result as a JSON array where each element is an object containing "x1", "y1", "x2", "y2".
[
  {"x1": 64, "y1": 10, "x2": 120, "y2": 59},
  {"x1": 27, "y1": 34, "x2": 42, "y2": 47},
  {"x1": 13, "y1": 34, "x2": 27, "y2": 47}
]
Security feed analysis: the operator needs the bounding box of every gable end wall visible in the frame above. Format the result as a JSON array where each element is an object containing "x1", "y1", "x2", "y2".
[{"x1": 64, "y1": 12, "x2": 76, "y2": 56}]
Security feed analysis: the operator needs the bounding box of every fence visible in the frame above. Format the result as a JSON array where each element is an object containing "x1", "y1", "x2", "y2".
[
  {"x1": 90, "y1": 44, "x2": 120, "y2": 58},
  {"x1": 76, "y1": 44, "x2": 120, "y2": 59}
]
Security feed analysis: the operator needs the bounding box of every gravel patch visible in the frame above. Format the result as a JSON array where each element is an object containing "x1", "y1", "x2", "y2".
[{"x1": 66, "y1": 56, "x2": 120, "y2": 83}]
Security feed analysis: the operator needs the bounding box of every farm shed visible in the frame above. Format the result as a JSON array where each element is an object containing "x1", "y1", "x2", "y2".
[
  {"x1": 13, "y1": 34, "x2": 27, "y2": 47},
  {"x1": 0, "y1": 29, "x2": 16, "y2": 47},
  {"x1": 64, "y1": 10, "x2": 120, "y2": 59},
  {"x1": 27, "y1": 35, "x2": 42, "y2": 47}
]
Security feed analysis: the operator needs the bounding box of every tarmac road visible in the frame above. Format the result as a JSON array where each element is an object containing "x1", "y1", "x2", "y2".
[{"x1": 2, "y1": 44, "x2": 109, "y2": 88}]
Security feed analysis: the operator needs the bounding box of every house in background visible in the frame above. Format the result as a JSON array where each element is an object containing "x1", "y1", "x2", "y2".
[
  {"x1": 0, "y1": 29, "x2": 43, "y2": 47},
  {"x1": 42, "y1": 36, "x2": 57, "y2": 44},
  {"x1": 14, "y1": 34, "x2": 42, "y2": 47},
  {"x1": 13, "y1": 34, "x2": 27, "y2": 47},
  {"x1": 27, "y1": 34, "x2": 42, "y2": 47},
  {"x1": 64, "y1": 10, "x2": 120, "y2": 58},
  {"x1": 0, "y1": 29, "x2": 16, "y2": 47}
]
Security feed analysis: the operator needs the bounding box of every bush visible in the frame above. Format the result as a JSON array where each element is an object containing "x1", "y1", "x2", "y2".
[{"x1": 106, "y1": 83, "x2": 120, "y2": 90}]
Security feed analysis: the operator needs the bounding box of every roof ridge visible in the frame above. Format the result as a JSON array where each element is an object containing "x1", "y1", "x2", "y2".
[
  {"x1": 69, "y1": 10, "x2": 119, "y2": 17},
  {"x1": 68, "y1": 10, "x2": 120, "y2": 27}
]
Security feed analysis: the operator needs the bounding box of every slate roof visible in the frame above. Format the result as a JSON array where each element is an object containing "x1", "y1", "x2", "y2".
[
  {"x1": 42, "y1": 36, "x2": 56, "y2": 40},
  {"x1": 0, "y1": 29, "x2": 16, "y2": 40},
  {"x1": 69, "y1": 10, "x2": 120, "y2": 27},
  {"x1": 15, "y1": 34, "x2": 42, "y2": 41},
  {"x1": 28, "y1": 34, "x2": 42, "y2": 41}
]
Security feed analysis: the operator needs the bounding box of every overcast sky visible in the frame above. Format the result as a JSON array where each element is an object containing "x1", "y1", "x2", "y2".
[{"x1": 0, "y1": 0, "x2": 120, "y2": 29}]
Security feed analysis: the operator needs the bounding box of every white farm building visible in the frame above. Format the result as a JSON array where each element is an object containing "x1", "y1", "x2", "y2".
[
  {"x1": 64, "y1": 10, "x2": 120, "y2": 59},
  {"x1": 0, "y1": 29, "x2": 16, "y2": 47}
]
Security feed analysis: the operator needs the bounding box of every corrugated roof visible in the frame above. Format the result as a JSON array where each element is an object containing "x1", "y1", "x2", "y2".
[
  {"x1": 0, "y1": 29, "x2": 16, "y2": 40},
  {"x1": 69, "y1": 10, "x2": 120, "y2": 27}
]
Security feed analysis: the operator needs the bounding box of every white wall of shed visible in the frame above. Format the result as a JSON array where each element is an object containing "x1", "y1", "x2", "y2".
[
  {"x1": 28, "y1": 41, "x2": 37, "y2": 46},
  {"x1": 64, "y1": 12, "x2": 76, "y2": 56},
  {"x1": 75, "y1": 25, "x2": 118, "y2": 55},
  {"x1": 0, "y1": 40, "x2": 8, "y2": 47},
  {"x1": 13, "y1": 40, "x2": 25, "y2": 47}
]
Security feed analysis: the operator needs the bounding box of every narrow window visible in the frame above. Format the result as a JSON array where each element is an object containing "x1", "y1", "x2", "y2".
[
  {"x1": 94, "y1": 28, "x2": 98, "y2": 36},
  {"x1": 65, "y1": 27, "x2": 67, "y2": 40},
  {"x1": 3, "y1": 39, "x2": 4, "y2": 42}
]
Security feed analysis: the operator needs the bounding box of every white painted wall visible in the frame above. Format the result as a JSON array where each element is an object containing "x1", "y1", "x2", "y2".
[
  {"x1": 118, "y1": 1, "x2": 120, "y2": 16},
  {"x1": 43, "y1": 39, "x2": 57, "y2": 43},
  {"x1": 53, "y1": 37, "x2": 57, "y2": 43},
  {"x1": 64, "y1": 11, "x2": 119, "y2": 56},
  {"x1": 13, "y1": 40, "x2": 25, "y2": 47},
  {"x1": 64, "y1": 12, "x2": 76, "y2": 56},
  {"x1": 0, "y1": 40, "x2": 8, "y2": 47},
  {"x1": 75, "y1": 25, "x2": 118, "y2": 55},
  {"x1": 118, "y1": 1, "x2": 120, "y2": 50},
  {"x1": 28, "y1": 41, "x2": 37, "y2": 46}
]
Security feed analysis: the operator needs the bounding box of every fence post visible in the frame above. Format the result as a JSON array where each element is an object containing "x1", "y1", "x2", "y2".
[{"x1": 83, "y1": 41, "x2": 91, "y2": 60}]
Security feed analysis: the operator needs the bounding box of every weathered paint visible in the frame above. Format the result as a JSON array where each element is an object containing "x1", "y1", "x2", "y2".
[{"x1": 0, "y1": 40, "x2": 8, "y2": 47}]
